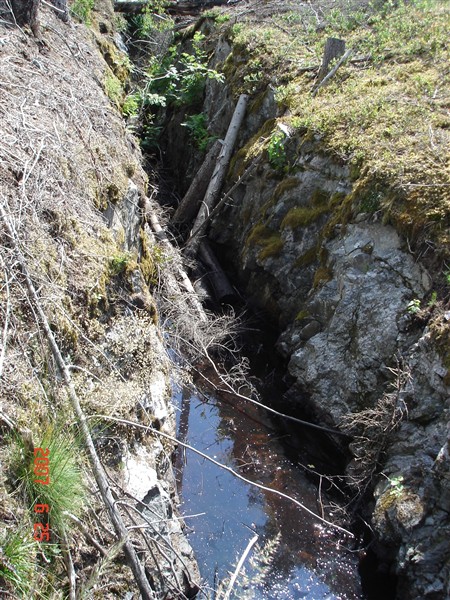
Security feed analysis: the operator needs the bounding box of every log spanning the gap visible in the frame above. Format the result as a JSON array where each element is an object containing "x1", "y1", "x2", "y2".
[
  {"x1": 185, "y1": 93, "x2": 248, "y2": 256},
  {"x1": 114, "y1": 0, "x2": 229, "y2": 15},
  {"x1": 172, "y1": 139, "x2": 222, "y2": 227}
]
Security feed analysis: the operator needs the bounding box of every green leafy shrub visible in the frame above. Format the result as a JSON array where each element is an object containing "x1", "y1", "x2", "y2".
[
  {"x1": 141, "y1": 32, "x2": 224, "y2": 109},
  {"x1": 267, "y1": 131, "x2": 286, "y2": 171},
  {"x1": 182, "y1": 113, "x2": 216, "y2": 151},
  {"x1": 131, "y1": 0, "x2": 173, "y2": 37},
  {"x1": 109, "y1": 252, "x2": 135, "y2": 276},
  {"x1": 122, "y1": 93, "x2": 141, "y2": 118}
]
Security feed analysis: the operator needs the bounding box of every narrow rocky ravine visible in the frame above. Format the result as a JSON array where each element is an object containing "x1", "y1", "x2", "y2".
[
  {"x1": 0, "y1": 1, "x2": 449, "y2": 599},
  {"x1": 150, "y1": 3, "x2": 450, "y2": 598}
]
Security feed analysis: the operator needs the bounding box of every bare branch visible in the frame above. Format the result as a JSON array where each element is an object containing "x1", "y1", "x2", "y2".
[
  {"x1": 223, "y1": 534, "x2": 259, "y2": 600},
  {"x1": 89, "y1": 414, "x2": 355, "y2": 538}
]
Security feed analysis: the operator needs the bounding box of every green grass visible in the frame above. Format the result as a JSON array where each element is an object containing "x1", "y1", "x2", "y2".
[
  {"x1": 9, "y1": 425, "x2": 86, "y2": 534},
  {"x1": 222, "y1": 0, "x2": 450, "y2": 254},
  {"x1": 0, "y1": 528, "x2": 36, "y2": 596}
]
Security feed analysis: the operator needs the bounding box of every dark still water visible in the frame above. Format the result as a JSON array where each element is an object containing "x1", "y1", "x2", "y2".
[{"x1": 173, "y1": 381, "x2": 364, "y2": 600}]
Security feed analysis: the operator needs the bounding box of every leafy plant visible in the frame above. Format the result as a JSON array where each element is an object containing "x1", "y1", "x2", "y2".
[
  {"x1": 407, "y1": 298, "x2": 422, "y2": 314},
  {"x1": 109, "y1": 252, "x2": 134, "y2": 276},
  {"x1": 138, "y1": 32, "x2": 224, "y2": 111},
  {"x1": 182, "y1": 113, "x2": 215, "y2": 152},
  {"x1": 267, "y1": 130, "x2": 287, "y2": 171},
  {"x1": 131, "y1": 0, "x2": 173, "y2": 37},
  {"x1": 70, "y1": 0, "x2": 94, "y2": 25},
  {"x1": 122, "y1": 93, "x2": 141, "y2": 118},
  {"x1": 386, "y1": 474, "x2": 405, "y2": 498},
  {"x1": 428, "y1": 291, "x2": 438, "y2": 307}
]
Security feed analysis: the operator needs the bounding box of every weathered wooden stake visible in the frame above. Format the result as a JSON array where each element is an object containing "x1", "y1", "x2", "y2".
[{"x1": 316, "y1": 37, "x2": 346, "y2": 85}]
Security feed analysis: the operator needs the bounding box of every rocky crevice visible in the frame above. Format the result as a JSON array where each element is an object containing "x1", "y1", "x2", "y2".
[{"x1": 160, "y1": 21, "x2": 450, "y2": 597}]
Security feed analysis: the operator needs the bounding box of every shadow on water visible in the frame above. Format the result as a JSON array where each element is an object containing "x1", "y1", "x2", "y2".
[{"x1": 173, "y1": 359, "x2": 365, "y2": 599}]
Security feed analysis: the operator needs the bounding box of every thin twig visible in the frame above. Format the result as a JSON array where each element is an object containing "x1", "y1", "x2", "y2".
[
  {"x1": 0, "y1": 204, "x2": 156, "y2": 600},
  {"x1": 63, "y1": 512, "x2": 108, "y2": 556},
  {"x1": 90, "y1": 414, "x2": 354, "y2": 538},
  {"x1": 223, "y1": 534, "x2": 258, "y2": 600}
]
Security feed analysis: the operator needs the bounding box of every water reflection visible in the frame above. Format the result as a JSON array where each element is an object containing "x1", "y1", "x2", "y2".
[{"x1": 174, "y1": 385, "x2": 363, "y2": 599}]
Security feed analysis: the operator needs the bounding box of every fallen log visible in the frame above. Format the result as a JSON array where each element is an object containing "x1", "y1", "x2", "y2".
[
  {"x1": 114, "y1": 0, "x2": 229, "y2": 15},
  {"x1": 198, "y1": 241, "x2": 236, "y2": 305},
  {"x1": 185, "y1": 93, "x2": 248, "y2": 257},
  {"x1": 184, "y1": 159, "x2": 257, "y2": 248},
  {"x1": 140, "y1": 196, "x2": 208, "y2": 321},
  {"x1": 172, "y1": 139, "x2": 222, "y2": 227}
]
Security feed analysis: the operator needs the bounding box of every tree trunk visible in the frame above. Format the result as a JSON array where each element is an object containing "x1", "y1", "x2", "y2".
[
  {"x1": 140, "y1": 197, "x2": 208, "y2": 321},
  {"x1": 185, "y1": 93, "x2": 248, "y2": 257},
  {"x1": 172, "y1": 139, "x2": 222, "y2": 227},
  {"x1": 316, "y1": 37, "x2": 346, "y2": 85},
  {"x1": 11, "y1": 0, "x2": 40, "y2": 35}
]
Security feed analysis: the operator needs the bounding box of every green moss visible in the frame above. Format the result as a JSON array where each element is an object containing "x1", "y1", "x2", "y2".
[
  {"x1": 104, "y1": 72, "x2": 124, "y2": 109},
  {"x1": 272, "y1": 177, "x2": 299, "y2": 203},
  {"x1": 221, "y1": 1, "x2": 450, "y2": 257},
  {"x1": 313, "y1": 265, "x2": 333, "y2": 289},
  {"x1": 322, "y1": 192, "x2": 354, "y2": 239},
  {"x1": 246, "y1": 222, "x2": 284, "y2": 260},
  {"x1": 281, "y1": 204, "x2": 329, "y2": 229},
  {"x1": 294, "y1": 246, "x2": 318, "y2": 268},
  {"x1": 295, "y1": 309, "x2": 310, "y2": 321},
  {"x1": 229, "y1": 119, "x2": 276, "y2": 178},
  {"x1": 246, "y1": 223, "x2": 269, "y2": 247},
  {"x1": 259, "y1": 236, "x2": 284, "y2": 259},
  {"x1": 248, "y1": 91, "x2": 267, "y2": 115},
  {"x1": 96, "y1": 36, "x2": 131, "y2": 83}
]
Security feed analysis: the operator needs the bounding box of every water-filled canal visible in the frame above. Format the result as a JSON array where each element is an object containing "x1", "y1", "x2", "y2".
[{"x1": 173, "y1": 374, "x2": 364, "y2": 599}]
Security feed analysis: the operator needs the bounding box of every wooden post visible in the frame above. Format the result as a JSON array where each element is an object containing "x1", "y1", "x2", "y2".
[
  {"x1": 316, "y1": 38, "x2": 346, "y2": 85},
  {"x1": 186, "y1": 93, "x2": 248, "y2": 256}
]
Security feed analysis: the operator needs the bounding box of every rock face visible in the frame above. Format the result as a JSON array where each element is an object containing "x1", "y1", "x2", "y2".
[
  {"x1": 288, "y1": 222, "x2": 428, "y2": 424},
  {"x1": 198, "y1": 82, "x2": 450, "y2": 596}
]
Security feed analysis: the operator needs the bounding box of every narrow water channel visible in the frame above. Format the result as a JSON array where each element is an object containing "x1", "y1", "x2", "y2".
[{"x1": 173, "y1": 364, "x2": 364, "y2": 599}]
